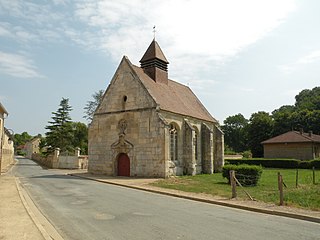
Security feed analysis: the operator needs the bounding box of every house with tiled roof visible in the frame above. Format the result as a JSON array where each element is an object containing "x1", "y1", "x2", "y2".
[
  {"x1": 25, "y1": 136, "x2": 41, "y2": 159},
  {"x1": 88, "y1": 39, "x2": 224, "y2": 177},
  {"x1": 261, "y1": 130, "x2": 320, "y2": 160}
]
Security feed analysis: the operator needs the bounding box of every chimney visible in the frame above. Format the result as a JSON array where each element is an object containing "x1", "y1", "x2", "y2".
[
  {"x1": 309, "y1": 131, "x2": 313, "y2": 137},
  {"x1": 299, "y1": 128, "x2": 303, "y2": 135}
]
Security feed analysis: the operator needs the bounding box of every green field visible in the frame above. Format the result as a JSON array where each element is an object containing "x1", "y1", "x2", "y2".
[{"x1": 152, "y1": 169, "x2": 320, "y2": 210}]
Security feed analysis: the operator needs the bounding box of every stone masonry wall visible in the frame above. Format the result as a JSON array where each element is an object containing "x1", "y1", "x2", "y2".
[
  {"x1": 1, "y1": 133, "x2": 14, "y2": 173},
  {"x1": 88, "y1": 109, "x2": 166, "y2": 177},
  {"x1": 264, "y1": 142, "x2": 316, "y2": 160},
  {"x1": 89, "y1": 58, "x2": 166, "y2": 177}
]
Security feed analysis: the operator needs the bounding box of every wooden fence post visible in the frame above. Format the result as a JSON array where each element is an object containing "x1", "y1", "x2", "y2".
[
  {"x1": 296, "y1": 169, "x2": 298, "y2": 188},
  {"x1": 230, "y1": 170, "x2": 237, "y2": 198},
  {"x1": 278, "y1": 172, "x2": 284, "y2": 206}
]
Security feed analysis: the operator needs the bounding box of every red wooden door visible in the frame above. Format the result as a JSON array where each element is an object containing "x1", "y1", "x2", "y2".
[{"x1": 117, "y1": 153, "x2": 130, "y2": 176}]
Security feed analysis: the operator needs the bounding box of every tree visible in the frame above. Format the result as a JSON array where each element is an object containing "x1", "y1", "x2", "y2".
[
  {"x1": 14, "y1": 132, "x2": 32, "y2": 148},
  {"x1": 247, "y1": 111, "x2": 274, "y2": 157},
  {"x1": 71, "y1": 122, "x2": 88, "y2": 154},
  {"x1": 45, "y1": 98, "x2": 74, "y2": 152},
  {"x1": 295, "y1": 87, "x2": 320, "y2": 111},
  {"x1": 222, "y1": 113, "x2": 249, "y2": 152},
  {"x1": 272, "y1": 105, "x2": 295, "y2": 136},
  {"x1": 83, "y1": 90, "x2": 104, "y2": 121}
]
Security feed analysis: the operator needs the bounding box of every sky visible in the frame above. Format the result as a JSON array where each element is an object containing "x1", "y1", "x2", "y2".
[{"x1": 1, "y1": 0, "x2": 320, "y2": 136}]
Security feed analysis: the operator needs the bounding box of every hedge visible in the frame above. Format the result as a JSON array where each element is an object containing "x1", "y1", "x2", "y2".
[
  {"x1": 224, "y1": 158, "x2": 320, "y2": 169},
  {"x1": 222, "y1": 164, "x2": 263, "y2": 186}
]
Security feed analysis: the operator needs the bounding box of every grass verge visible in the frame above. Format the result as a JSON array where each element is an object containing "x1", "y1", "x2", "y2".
[{"x1": 151, "y1": 168, "x2": 320, "y2": 210}]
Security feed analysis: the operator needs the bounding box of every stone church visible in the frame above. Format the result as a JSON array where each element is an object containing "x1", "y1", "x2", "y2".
[{"x1": 88, "y1": 39, "x2": 224, "y2": 178}]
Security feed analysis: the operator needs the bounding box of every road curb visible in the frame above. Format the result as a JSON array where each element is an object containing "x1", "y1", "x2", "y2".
[
  {"x1": 69, "y1": 173, "x2": 320, "y2": 224},
  {"x1": 15, "y1": 178, "x2": 64, "y2": 240}
]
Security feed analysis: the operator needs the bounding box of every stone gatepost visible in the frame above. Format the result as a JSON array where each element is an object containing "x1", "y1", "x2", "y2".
[
  {"x1": 75, "y1": 147, "x2": 81, "y2": 157},
  {"x1": 52, "y1": 148, "x2": 60, "y2": 168}
]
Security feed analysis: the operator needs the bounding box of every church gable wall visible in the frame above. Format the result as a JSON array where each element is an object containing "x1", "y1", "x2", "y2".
[
  {"x1": 96, "y1": 59, "x2": 156, "y2": 115},
  {"x1": 88, "y1": 109, "x2": 167, "y2": 177}
]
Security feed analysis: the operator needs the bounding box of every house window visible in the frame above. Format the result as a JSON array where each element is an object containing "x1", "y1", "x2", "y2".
[{"x1": 170, "y1": 124, "x2": 178, "y2": 161}]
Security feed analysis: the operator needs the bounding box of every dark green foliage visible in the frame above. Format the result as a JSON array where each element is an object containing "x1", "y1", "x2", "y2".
[
  {"x1": 222, "y1": 113, "x2": 249, "y2": 153},
  {"x1": 45, "y1": 98, "x2": 74, "y2": 152},
  {"x1": 223, "y1": 87, "x2": 320, "y2": 158},
  {"x1": 222, "y1": 164, "x2": 263, "y2": 186},
  {"x1": 225, "y1": 158, "x2": 320, "y2": 169},
  {"x1": 272, "y1": 105, "x2": 296, "y2": 136},
  {"x1": 295, "y1": 87, "x2": 320, "y2": 111},
  {"x1": 247, "y1": 111, "x2": 274, "y2": 157},
  {"x1": 71, "y1": 122, "x2": 88, "y2": 154},
  {"x1": 14, "y1": 132, "x2": 32, "y2": 148}
]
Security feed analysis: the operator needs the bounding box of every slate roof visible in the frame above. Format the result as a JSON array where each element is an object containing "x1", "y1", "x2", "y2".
[
  {"x1": 261, "y1": 131, "x2": 320, "y2": 144},
  {"x1": 131, "y1": 64, "x2": 217, "y2": 123}
]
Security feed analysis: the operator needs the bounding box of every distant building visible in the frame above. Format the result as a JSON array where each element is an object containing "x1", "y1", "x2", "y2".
[
  {"x1": 88, "y1": 39, "x2": 224, "y2": 178},
  {"x1": 25, "y1": 137, "x2": 41, "y2": 159},
  {"x1": 0, "y1": 103, "x2": 14, "y2": 173},
  {"x1": 261, "y1": 130, "x2": 320, "y2": 160}
]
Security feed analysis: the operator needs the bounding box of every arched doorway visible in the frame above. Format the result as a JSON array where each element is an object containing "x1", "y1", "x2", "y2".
[{"x1": 117, "y1": 153, "x2": 130, "y2": 176}]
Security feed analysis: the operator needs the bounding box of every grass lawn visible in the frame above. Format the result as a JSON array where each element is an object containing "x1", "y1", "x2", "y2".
[{"x1": 152, "y1": 168, "x2": 320, "y2": 210}]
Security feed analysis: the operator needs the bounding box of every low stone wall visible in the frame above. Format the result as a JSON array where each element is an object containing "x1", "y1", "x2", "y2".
[
  {"x1": 224, "y1": 154, "x2": 243, "y2": 160},
  {"x1": 32, "y1": 153, "x2": 54, "y2": 168},
  {"x1": 32, "y1": 149, "x2": 88, "y2": 169}
]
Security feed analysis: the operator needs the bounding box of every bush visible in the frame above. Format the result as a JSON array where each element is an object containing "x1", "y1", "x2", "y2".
[
  {"x1": 242, "y1": 150, "x2": 252, "y2": 158},
  {"x1": 225, "y1": 158, "x2": 300, "y2": 169},
  {"x1": 224, "y1": 158, "x2": 320, "y2": 169},
  {"x1": 222, "y1": 164, "x2": 263, "y2": 186}
]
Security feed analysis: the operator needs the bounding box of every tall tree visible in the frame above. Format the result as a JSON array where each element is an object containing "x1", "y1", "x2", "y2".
[
  {"x1": 71, "y1": 122, "x2": 88, "y2": 154},
  {"x1": 272, "y1": 105, "x2": 295, "y2": 136},
  {"x1": 247, "y1": 111, "x2": 274, "y2": 157},
  {"x1": 222, "y1": 113, "x2": 249, "y2": 152},
  {"x1": 295, "y1": 87, "x2": 320, "y2": 111},
  {"x1": 83, "y1": 90, "x2": 104, "y2": 121},
  {"x1": 45, "y1": 98, "x2": 74, "y2": 152}
]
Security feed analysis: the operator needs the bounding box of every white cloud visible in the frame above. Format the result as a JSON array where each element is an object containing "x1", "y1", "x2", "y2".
[
  {"x1": 70, "y1": 0, "x2": 296, "y2": 86},
  {"x1": 297, "y1": 50, "x2": 320, "y2": 64},
  {"x1": 279, "y1": 50, "x2": 320, "y2": 74},
  {"x1": 0, "y1": 51, "x2": 44, "y2": 78},
  {"x1": 0, "y1": 22, "x2": 13, "y2": 37},
  {"x1": 1, "y1": 0, "x2": 297, "y2": 84}
]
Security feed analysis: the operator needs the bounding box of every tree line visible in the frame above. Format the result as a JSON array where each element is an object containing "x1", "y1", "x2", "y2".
[
  {"x1": 222, "y1": 87, "x2": 320, "y2": 157},
  {"x1": 14, "y1": 90, "x2": 104, "y2": 156}
]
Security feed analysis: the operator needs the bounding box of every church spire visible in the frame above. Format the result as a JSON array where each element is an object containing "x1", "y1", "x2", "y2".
[{"x1": 140, "y1": 39, "x2": 169, "y2": 84}]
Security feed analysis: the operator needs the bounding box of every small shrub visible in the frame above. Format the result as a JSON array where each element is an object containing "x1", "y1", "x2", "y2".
[{"x1": 222, "y1": 164, "x2": 263, "y2": 186}]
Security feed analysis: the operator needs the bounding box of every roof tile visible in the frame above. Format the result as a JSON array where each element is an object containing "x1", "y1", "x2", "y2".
[
  {"x1": 131, "y1": 65, "x2": 217, "y2": 123},
  {"x1": 261, "y1": 131, "x2": 320, "y2": 144}
]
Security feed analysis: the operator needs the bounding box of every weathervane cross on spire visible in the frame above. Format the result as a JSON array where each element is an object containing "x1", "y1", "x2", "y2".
[{"x1": 153, "y1": 25, "x2": 156, "y2": 40}]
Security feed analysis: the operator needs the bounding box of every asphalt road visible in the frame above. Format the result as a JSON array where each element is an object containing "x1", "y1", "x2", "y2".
[{"x1": 12, "y1": 158, "x2": 320, "y2": 240}]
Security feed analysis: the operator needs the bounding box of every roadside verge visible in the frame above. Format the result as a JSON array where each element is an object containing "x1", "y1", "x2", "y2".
[{"x1": 68, "y1": 172, "x2": 320, "y2": 224}]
